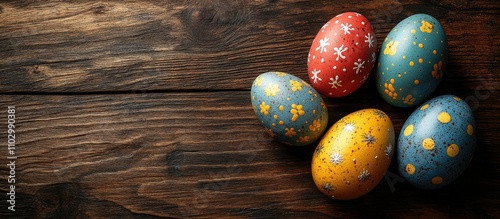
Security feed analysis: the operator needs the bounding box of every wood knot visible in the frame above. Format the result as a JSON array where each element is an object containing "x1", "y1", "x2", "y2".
[
  {"x1": 92, "y1": 5, "x2": 108, "y2": 14},
  {"x1": 34, "y1": 183, "x2": 81, "y2": 218},
  {"x1": 179, "y1": 0, "x2": 249, "y2": 50},
  {"x1": 30, "y1": 65, "x2": 41, "y2": 74}
]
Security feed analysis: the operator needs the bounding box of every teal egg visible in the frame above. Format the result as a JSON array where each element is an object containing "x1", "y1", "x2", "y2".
[
  {"x1": 376, "y1": 14, "x2": 448, "y2": 107},
  {"x1": 250, "y1": 72, "x2": 329, "y2": 146},
  {"x1": 397, "y1": 95, "x2": 476, "y2": 189}
]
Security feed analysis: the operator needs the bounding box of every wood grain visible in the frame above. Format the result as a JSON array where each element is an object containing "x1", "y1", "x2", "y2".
[
  {"x1": 0, "y1": 0, "x2": 499, "y2": 218},
  {"x1": 0, "y1": 0, "x2": 498, "y2": 92},
  {"x1": 0, "y1": 90, "x2": 499, "y2": 218}
]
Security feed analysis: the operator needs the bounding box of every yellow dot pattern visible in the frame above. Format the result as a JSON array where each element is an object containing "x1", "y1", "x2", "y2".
[
  {"x1": 384, "y1": 40, "x2": 399, "y2": 56},
  {"x1": 289, "y1": 80, "x2": 303, "y2": 92},
  {"x1": 384, "y1": 79, "x2": 398, "y2": 100},
  {"x1": 290, "y1": 104, "x2": 305, "y2": 122},
  {"x1": 467, "y1": 124, "x2": 474, "y2": 136},
  {"x1": 438, "y1": 112, "x2": 451, "y2": 123},
  {"x1": 403, "y1": 94, "x2": 416, "y2": 105},
  {"x1": 403, "y1": 124, "x2": 414, "y2": 136},
  {"x1": 398, "y1": 96, "x2": 476, "y2": 189},
  {"x1": 252, "y1": 73, "x2": 331, "y2": 147},
  {"x1": 308, "y1": 119, "x2": 321, "y2": 131},
  {"x1": 432, "y1": 176, "x2": 443, "y2": 185},
  {"x1": 378, "y1": 18, "x2": 447, "y2": 108},
  {"x1": 432, "y1": 61, "x2": 444, "y2": 79},
  {"x1": 285, "y1": 127, "x2": 296, "y2": 137},
  {"x1": 420, "y1": 20, "x2": 433, "y2": 33},
  {"x1": 264, "y1": 84, "x2": 280, "y2": 97},
  {"x1": 260, "y1": 102, "x2": 270, "y2": 116},
  {"x1": 447, "y1": 144, "x2": 460, "y2": 157},
  {"x1": 422, "y1": 138, "x2": 435, "y2": 150},
  {"x1": 406, "y1": 164, "x2": 416, "y2": 175}
]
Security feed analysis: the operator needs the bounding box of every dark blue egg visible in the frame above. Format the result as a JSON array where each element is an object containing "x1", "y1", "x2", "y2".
[
  {"x1": 376, "y1": 14, "x2": 448, "y2": 107},
  {"x1": 250, "y1": 72, "x2": 328, "y2": 146},
  {"x1": 397, "y1": 95, "x2": 476, "y2": 189}
]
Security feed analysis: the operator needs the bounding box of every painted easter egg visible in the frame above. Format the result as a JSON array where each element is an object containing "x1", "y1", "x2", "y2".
[
  {"x1": 308, "y1": 12, "x2": 377, "y2": 98},
  {"x1": 251, "y1": 72, "x2": 329, "y2": 146},
  {"x1": 398, "y1": 95, "x2": 476, "y2": 189},
  {"x1": 376, "y1": 14, "x2": 448, "y2": 107},
  {"x1": 311, "y1": 109, "x2": 395, "y2": 200}
]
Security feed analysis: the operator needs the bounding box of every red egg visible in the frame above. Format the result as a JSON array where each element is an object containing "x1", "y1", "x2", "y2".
[{"x1": 308, "y1": 12, "x2": 377, "y2": 98}]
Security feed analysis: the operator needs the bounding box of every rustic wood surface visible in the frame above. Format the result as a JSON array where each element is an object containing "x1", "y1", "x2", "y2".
[{"x1": 0, "y1": 0, "x2": 499, "y2": 218}]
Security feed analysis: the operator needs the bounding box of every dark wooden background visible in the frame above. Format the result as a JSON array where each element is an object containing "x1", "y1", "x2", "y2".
[{"x1": 0, "y1": 0, "x2": 499, "y2": 218}]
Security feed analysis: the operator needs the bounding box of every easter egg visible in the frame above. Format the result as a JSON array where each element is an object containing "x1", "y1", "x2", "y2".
[
  {"x1": 250, "y1": 72, "x2": 329, "y2": 146},
  {"x1": 397, "y1": 95, "x2": 476, "y2": 189},
  {"x1": 308, "y1": 12, "x2": 377, "y2": 98},
  {"x1": 376, "y1": 14, "x2": 448, "y2": 107},
  {"x1": 311, "y1": 109, "x2": 395, "y2": 200}
]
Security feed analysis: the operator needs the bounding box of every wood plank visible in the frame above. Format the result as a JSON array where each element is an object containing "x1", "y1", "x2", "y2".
[
  {"x1": 0, "y1": 0, "x2": 498, "y2": 218},
  {"x1": 0, "y1": 0, "x2": 498, "y2": 92},
  {"x1": 0, "y1": 91, "x2": 498, "y2": 218}
]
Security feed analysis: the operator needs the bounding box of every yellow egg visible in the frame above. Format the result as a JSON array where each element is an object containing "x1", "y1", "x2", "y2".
[{"x1": 311, "y1": 109, "x2": 395, "y2": 200}]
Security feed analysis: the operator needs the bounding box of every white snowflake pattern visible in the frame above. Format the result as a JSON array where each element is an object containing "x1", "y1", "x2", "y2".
[
  {"x1": 358, "y1": 169, "x2": 371, "y2": 181},
  {"x1": 364, "y1": 33, "x2": 374, "y2": 48},
  {"x1": 362, "y1": 133, "x2": 376, "y2": 145},
  {"x1": 344, "y1": 123, "x2": 355, "y2": 132},
  {"x1": 330, "y1": 153, "x2": 343, "y2": 165},
  {"x1": 323, "y1": 182, "x2": 334, "y2": 192},
  {"x1": 353, "y1": 59, "x2": 365, "y2": 74},
  {"x1": 374, "y1": 110, "x2": 386, "y2": 118},
  {"x1": 316, "y1": 37, "x2": 330, "y2": 53},
  {"x1": 371, "y1": 52, "x2": 377, "y2": 63},
  {"x1": 311, "y1": 69, "x2": 322, "y2": 84},
  {"x1": 360, "y1": 74, "x2": 369, "y2": 84},
  {"x1": 340, "y1": 23, "x2": 354, "y2": 35},
  {"x1": 328, "y1": 75, "x2": 343, "y2": 89},
  {"x1": 321, "y1": 22, "x2": 330, "y2": 32},
  {"x1": 385, "y1": 144, "x2": 393, "y2": 158},
  {"x1": 333, "y1": 44, "x2": 348, "y2": 61},
  {"x1": 315, "y1": 144, "x2": 324, "y2": 157}
]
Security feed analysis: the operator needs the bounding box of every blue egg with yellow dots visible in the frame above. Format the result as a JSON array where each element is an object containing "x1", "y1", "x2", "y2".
[
  {"x1": 397, "y1": 95, "x2": 476, "y2": 189},
  {"x1": 376, "y1": 14, "x2": 448, "y2": 107},
  {"x1": 251, "y1": 72, "x2": 328, "y2": 146}
]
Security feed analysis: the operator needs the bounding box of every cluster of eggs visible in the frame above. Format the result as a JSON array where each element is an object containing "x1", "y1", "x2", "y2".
[{"x1": 250, "y1": 12, "x2": 476, "y2": 200}]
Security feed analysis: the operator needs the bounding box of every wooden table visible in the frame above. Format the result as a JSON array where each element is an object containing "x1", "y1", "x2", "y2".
[{"x1": 1, "y1": 0, "x2": 498, "y2": 218}]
